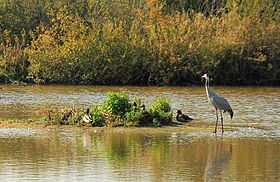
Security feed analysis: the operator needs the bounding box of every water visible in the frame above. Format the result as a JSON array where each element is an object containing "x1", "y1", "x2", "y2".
[{"x1": 0, "y1": 85, "x2": 280, "y2": 181}]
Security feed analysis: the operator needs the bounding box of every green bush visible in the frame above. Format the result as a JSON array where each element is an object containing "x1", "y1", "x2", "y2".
[
  {"x1": 90, "y1": 105, "x2": 105, "y2": 127},
  {"x1": 150, "y1": 97, "x2": 171, "y2": 113},
  {"x1": 125, "y1": 111, "x2": 142, "y2": 126},
  {"x1": 149, "y1": 97, "x2": 172, "y2": 126},
  {"x1": 103, "y1": 92, "x2": 131, "y2": 117},
  {"x1": 90, "y1": 93, "x2": 140, "y2": 127}
]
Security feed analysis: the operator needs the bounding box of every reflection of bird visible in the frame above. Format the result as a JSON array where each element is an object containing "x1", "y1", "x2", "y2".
[
  {"x1": 176, "y1": 110, "x2": 193, "y2": 122},
  {"x1": 203, "y1": 142, "x2": 232, "y2": 182},
  {"x1": 82, "y1": 108, "x2": 92, "y2": 123},
  {"x1": 202, "y1": 73, "x2": 233, "y2": 133}
]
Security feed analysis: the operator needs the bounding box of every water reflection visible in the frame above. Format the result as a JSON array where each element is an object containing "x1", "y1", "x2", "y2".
[{"x1": 0, "y1": 128, "x2": 279, "y2": 181}]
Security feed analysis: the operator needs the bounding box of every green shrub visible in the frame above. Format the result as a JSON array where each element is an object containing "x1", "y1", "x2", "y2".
[
  {"x1": 150, "y1": 97, "x2": 171, "y2": 113},
  {"x1": 90, "y1": 105, "x2": 105, "y2": 127},
  {"x1": 125, "y1": 96, "x2": 155, "y2": 127},
  {"x1": 103, "y1": 92, "x2": 131, "y2": 117},
  {"x1": 149, "y1": 97, "x2": 172, "y2": 126},
  {"x1": 125, "y1": 111, "x2": 142, "y2": 126}
]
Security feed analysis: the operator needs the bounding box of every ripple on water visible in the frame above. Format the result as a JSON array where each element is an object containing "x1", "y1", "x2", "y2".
[
  {"x1": 0, "y1": 128, "x2": 43, "y2": 138},
  {"x1": 168, "y1": 126, "x2": 280, "y2": 144}
]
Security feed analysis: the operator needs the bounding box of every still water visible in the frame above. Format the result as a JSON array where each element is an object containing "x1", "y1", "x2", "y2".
[{"x1": 0, "y1": 85, "x2": 280, "y2": 181}]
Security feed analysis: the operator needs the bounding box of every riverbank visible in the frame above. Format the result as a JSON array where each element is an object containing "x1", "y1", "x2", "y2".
[
  {"x1": 0, "y1": 118, "x2": 264, "y2": 136},
  {"x1": 0, "y1": 120, "x2": 224, "y2": 136}
]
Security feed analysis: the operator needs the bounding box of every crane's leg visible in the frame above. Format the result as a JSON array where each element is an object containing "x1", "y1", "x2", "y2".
[
  {"x1": 214, "y1": 109, "x2": 218, "y2": 133},
  {"x1": 220, "y1": 110, "x2": 224, "y2": 133}
]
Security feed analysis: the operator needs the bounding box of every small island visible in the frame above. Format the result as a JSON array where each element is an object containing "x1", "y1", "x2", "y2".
[{"x1": 47, "y1": 92, "x2": 179, "y2": 127}]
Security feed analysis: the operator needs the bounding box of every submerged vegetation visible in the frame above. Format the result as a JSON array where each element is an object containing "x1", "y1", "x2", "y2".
[
  {"x1": 1, "y1": 0, "x2": 280, "y2": 85},
  {"x1": 47, "y1": 92, "x2": 173, "y2": 127}
]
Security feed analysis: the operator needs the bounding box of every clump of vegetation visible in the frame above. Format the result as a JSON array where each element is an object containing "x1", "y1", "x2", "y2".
[
  {"x1": 89, "y1": 92, "x2": 134, "y2": 127},
  {"x1": 89, "y1": 105, "x2": 105, "y2": 127},
  {"x1": 125, "y1": 111, "x2": 143, "y2": 126},
  {"x1": 102, "y1": 93, "x2": 131, "y2": 117},
  {"x1": 149, "y1": 97, "x2": 172, "y2": 126},
  {"x1": 46, "y1": 106, "x2": 85, "y2": 125},
  {"x1": 124, "y1": 97, "x2": 151, "y2": 126},
  {"x1": 89, "y1": 93, "x2": 172, "y2": 127},
  {"x1": 150, "y1": 97, "x2": 171, "y2": 113},
  {"x1": 47, "y1": 92, "x2": 173, "y2": 127}
]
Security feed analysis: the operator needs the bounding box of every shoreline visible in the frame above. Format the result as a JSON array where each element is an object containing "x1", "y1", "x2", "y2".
[
  {"x1": 0, "y1": 120, "x2": 56, "y2": 129},
  {"x1": 0, "y1": 119, "x2": 259, "y2": 132}
]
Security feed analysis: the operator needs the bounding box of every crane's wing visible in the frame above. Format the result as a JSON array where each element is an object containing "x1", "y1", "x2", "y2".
[{"x1": 212, "y1": 95, "x2": 232, "y2": 112}]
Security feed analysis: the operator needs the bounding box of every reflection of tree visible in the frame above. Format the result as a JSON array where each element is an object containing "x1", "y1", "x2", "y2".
[
  {"x1": 1, "y1": 128, "x2": 280, "y2": 181},
  {"x1": 104, "y1": 132, "x2": 130, "y2": 167},
  {"x1": 149, "y1": 136, "x2": 171, "y2": 182},
  {"x1": 97, "y1": 131, "x2": 227, "y2": 182},
  {"x1": 229, "y1": 140, "x2": 280, "y2": 182},
  {"x1": 0, "y1": 131, "x2": 77, "y2": 175}
]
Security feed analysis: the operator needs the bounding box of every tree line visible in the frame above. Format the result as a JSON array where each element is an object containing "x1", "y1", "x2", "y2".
[{"x1": 0, "y1": 0, "x2": 280, "y2": 85}]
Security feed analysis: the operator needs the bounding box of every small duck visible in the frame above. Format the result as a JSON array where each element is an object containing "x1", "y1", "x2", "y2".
[
  {"x1": 176, "y1": 110, "x2": 193, "y2": 122},
  {"x1": 138, "y1": 104, "x2": 153, "y2": 126},
  {"x1": 82, "y1": 108, "x2": 92, "y2": 123}
]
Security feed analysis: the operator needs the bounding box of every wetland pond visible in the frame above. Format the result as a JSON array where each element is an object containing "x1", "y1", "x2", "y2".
[{"x1": 0, "y1": 85, "x2": 280, "y2": 181}]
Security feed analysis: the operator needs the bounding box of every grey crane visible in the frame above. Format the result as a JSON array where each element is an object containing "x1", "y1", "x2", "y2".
[{"x1": 202, "y1": 73, "x2": 233, "y2": 133}]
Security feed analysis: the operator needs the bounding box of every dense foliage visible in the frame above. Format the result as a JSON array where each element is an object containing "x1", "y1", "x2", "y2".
[
  {"x1": 149, "y1": 97, "x2": 172, "y2": 126},
  {"x1": 49, "y1": 92, "x2": 173, "y2": 127},
  {"x1": 1, "y1": 0, "x2": 280, "y2": 85},
  {"x1": 90, "y1": 92, "x2": 172, "y2": 127}
]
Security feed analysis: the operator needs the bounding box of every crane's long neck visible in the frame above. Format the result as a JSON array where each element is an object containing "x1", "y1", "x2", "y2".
[{"x1": 205, "y1": 78, "x2": 210, "y2": 99}]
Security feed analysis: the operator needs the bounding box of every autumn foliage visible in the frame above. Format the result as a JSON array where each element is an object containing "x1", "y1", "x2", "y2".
[{"x1": 1, "y1": 0, "x2": 280, "y2": 85}]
